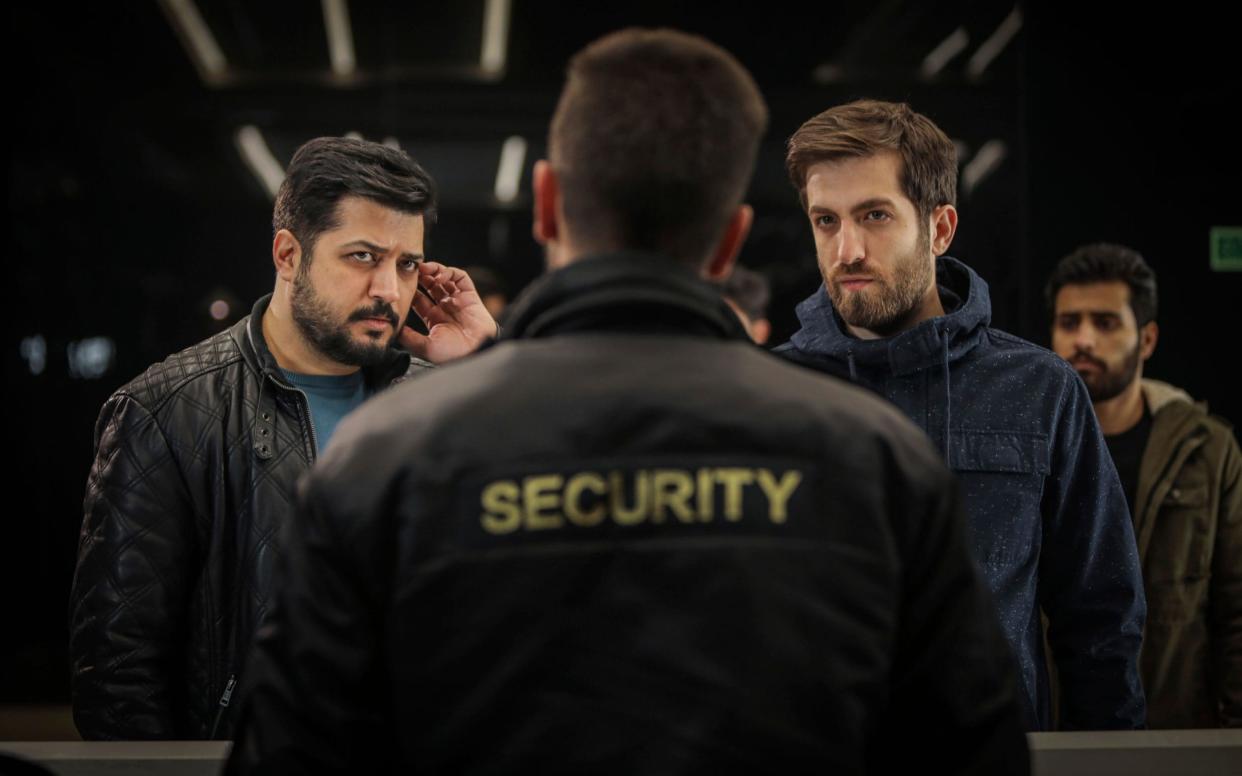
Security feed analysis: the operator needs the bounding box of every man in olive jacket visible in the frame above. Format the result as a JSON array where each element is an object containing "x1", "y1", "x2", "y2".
[{"x1": 1049, "y1": 242, "x2": 1242, "y2": 727}]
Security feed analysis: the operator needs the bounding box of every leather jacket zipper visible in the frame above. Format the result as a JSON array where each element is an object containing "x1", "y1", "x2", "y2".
[
  {"x1": 216, "y1": 374, "x2": 315, "y2": 738},
  {"x1": 297, "y1": 391, "x2": 319, "y2": 459},
  {"x1": 285, "y1": 385, "x2": 319, "y2": 460},
  {"x1": 267, "y1": 371, "x2": 319, "y2": 461},
  {"x1": 209, "y1": 673, "x2": 238, "y2": 739}
]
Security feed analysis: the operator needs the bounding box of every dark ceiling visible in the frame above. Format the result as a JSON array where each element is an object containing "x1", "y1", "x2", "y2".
[{"x1": 10, "y1": 1, "x2": 1026, "y2": 205}]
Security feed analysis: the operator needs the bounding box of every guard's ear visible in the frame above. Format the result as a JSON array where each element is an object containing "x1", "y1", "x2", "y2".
[
  {"x1": 703, "y1": 204, "x2": 753, "y2": 281},
  {"x1": 532, "y1": 160, "x2": 559, "y2": 246}
]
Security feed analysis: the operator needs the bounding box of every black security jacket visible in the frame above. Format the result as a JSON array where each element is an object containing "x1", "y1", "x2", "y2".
[
  {"x1": 70, "y1": 294, "x2": 428, "y2": 740},
  {"x1": 228, "y1": 255, "x2": 1030, "y2": 774}
]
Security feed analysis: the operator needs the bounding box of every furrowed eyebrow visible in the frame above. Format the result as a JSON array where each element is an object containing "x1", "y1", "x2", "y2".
[
  {"x1": 1057, "y1": 308, "x2": 1121, "y2": 318},
  {"x1": 340, "y1": 240, "x2": 387, "y2": 253},
  {"x1": 340, "y1": 241, "x2": 424, "y2": 263}
]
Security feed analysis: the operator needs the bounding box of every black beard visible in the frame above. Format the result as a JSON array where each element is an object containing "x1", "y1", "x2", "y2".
[
  {"x1": 290, "y1": 267, "x2": 397, "y2": 368},
  {"x1": 1079, "y1": 342, "x2": 1142, "y2": 402}
]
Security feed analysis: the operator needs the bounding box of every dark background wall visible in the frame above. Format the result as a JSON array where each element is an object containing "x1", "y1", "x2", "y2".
[{"x1": 3, "y1": 1, "x2": 1239, "y2": 703}]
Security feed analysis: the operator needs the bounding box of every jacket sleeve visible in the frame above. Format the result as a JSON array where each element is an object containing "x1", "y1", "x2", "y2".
[
  {"x1": 1039, "y1": 376, "x2": 1147, "y2": 729},
  {"x1": 225, "y1": 464, "x2": 395, "y2": 774},
  {"x1": 870, "y1": 441, "x2": 1030, "y2": 774},
  {"x1": 69, "y1": 393, "x2": 198, "y2": 739},
  {"x1": 1211, "y1": 427, "x2": 1242, "y2": 726}
]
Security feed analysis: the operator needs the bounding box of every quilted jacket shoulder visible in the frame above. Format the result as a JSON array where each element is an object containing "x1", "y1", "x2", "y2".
[
  {"x1": 117, "y1": 328, "x2": 246, "y2": 412},
  {"x1": 71, "y1": 295, "x2": 423, "y2": 741}
]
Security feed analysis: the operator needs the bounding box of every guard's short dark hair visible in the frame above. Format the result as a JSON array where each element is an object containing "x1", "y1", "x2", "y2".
[
  {"x1": 721, "y1": 266, "x2": 770, "y2": 321},
  {"x1": 273, "y1": 136, "x2": 438, "y2": 258},
  {"x1": 549, "y1": 28, "x2": 768, "y2": 266},
  {"x1": 1045, "y1": 242, "x2": 1158, "y2": 327},
  {"x1": 786, "y1": 99, "x2": 957, "y2": 220}
]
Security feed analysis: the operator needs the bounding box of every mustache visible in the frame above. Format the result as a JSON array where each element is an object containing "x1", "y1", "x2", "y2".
[
  {"x1": 348, "y1": 301, "x2": 399, "y2": 328},
  {"x1": 1069, "y1": 350, "x2": 1105, "y2": 370},
  {"x1": 828, "y1": 265, "x2": 878, "y2": 283}
]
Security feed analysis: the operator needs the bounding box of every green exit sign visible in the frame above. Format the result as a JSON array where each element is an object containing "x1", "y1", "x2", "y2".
[{"x1": 1211, "y1": 227, "x2": 1242, "y2": 271}]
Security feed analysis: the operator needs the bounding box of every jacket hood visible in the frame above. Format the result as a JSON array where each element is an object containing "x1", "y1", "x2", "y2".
[
  {"x1": 502, "y1": 252, "x2": 750, "y2": 341},
  {"x1": 787, "y1": 256, "x2": 990, "y2": 376},
  {"x1": 1141, "y1": 378, "x2": 1195, "y2": 415}
]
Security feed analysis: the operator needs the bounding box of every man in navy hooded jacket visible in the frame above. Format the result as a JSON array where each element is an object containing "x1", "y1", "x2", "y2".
[{"x1": 776, "y1": 99, "x2": 1146, "y2": 731}]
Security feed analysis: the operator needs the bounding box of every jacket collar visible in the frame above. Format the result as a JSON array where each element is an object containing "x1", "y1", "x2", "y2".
[
  {"x1": 233, "y1": 293, "x2": 411, "y2": 391},
  {"x1": 500, "y1": 252, "x2": 751, "y2": 342},
  {"x1": 1142, "y1": 378, "x2": 1196, "y2": 416},
  {"x1": 787, "y1": 256, "x2": 989, "y2": 376},
  {"x1": 1134, "y1": 379, "x2": 1213, "y2": 559},
  {"x1": 1137, "y1": 378, "x2": 1206, "y2": 477}
]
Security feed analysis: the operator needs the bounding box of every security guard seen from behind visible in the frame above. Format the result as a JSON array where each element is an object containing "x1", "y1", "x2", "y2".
[{"x1": 227, "y1": 28, "x2": 1030, "y2": 775}]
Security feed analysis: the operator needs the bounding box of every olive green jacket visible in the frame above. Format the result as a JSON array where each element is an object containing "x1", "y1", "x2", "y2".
[{"x1": 1135, "y1": 379, "x2": 1242, "y2": 728}]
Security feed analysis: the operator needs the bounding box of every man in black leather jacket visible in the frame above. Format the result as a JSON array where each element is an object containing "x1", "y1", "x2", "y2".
[
  {"x1": 227, "y1": 29, "x2": 1030, "y2": 774},
  {"x1": 69, "y1": 137, "x2": 497, "y2": 739}
]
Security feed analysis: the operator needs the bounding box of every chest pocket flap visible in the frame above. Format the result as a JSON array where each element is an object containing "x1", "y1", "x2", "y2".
[
  {"x1": 1162, "y1": 482, "x2": 1209, "y2": 508},
  {"x1": 948, "y1": 431, "x2": 1049, "y2": 568},
  {"x1": 950, "y1": 431, "x2": 1050, "y2": 475},
  {"x1": 1144, "y1": 474, "x2": 1213, "y2": 590}
]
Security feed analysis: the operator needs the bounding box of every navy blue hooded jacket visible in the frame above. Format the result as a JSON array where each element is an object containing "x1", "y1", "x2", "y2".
[{"x1": 777, "y1": 256, "x2": 1146, "y2": 731}]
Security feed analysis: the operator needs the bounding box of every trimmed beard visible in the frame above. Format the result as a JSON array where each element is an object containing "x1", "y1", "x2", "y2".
[
  {"x1": 290, "y1": 263, "x2": 397, "y2": 368},
  {"x1": 827, "y1": 222, "x2": 934, "y2": 335},
  {"x1": 1079, "y1": 340, "x2": 1142, "y2": 402}
]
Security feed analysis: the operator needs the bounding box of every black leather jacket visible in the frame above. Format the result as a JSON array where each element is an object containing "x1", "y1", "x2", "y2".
[
  {"x1": 70, "y1": 294, "x2": 430, "y2": 740},
  {"x1": 228, "y1": 256, "x2": 1030, "y2": 774}
]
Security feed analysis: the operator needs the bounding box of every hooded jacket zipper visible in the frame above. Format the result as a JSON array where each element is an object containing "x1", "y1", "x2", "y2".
[{"x1": 940, "y1": 327, "x2": 952, "y2": 468}]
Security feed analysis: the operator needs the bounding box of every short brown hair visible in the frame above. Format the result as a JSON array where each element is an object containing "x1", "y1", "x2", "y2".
[
  {"x1": 549, "y1": 28, "x2": 768, "y2": 265},
  {"x1": 785, "y1": 100, "x2": 957, "y2": 220}
]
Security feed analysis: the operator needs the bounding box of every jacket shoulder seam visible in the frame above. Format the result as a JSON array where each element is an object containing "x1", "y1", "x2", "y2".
[{"x1": 114, "y1": 337, "x2": 247, "y2": 415}]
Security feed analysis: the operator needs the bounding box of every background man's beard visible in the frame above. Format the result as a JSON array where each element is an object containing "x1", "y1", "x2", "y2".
[
  {"x1": 290, "y1": 270, "x2": 394, "y2": 368},
  {"x1": 1078, "y1": 343, "x2": 1141, "y2": 402}
]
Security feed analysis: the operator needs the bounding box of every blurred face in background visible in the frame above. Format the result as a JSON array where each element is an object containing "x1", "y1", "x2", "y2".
[{"x1": 1051, "y1": 281, "x2": 1153, "y2": 402}]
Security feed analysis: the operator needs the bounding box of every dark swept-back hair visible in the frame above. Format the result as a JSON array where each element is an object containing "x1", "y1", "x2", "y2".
[
  {"x1": 273, "y1": 136, "x2": 438, "y2": 258},
  {"x1": 785, "y1": 99, "x2": 957, "y2": 220},
  {"x1": 549, "y1": 28, "x2": 768, "y2": 266},
  {"x1": 1045, "y1": 242, "x2": 1158, "y2": 327}
]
